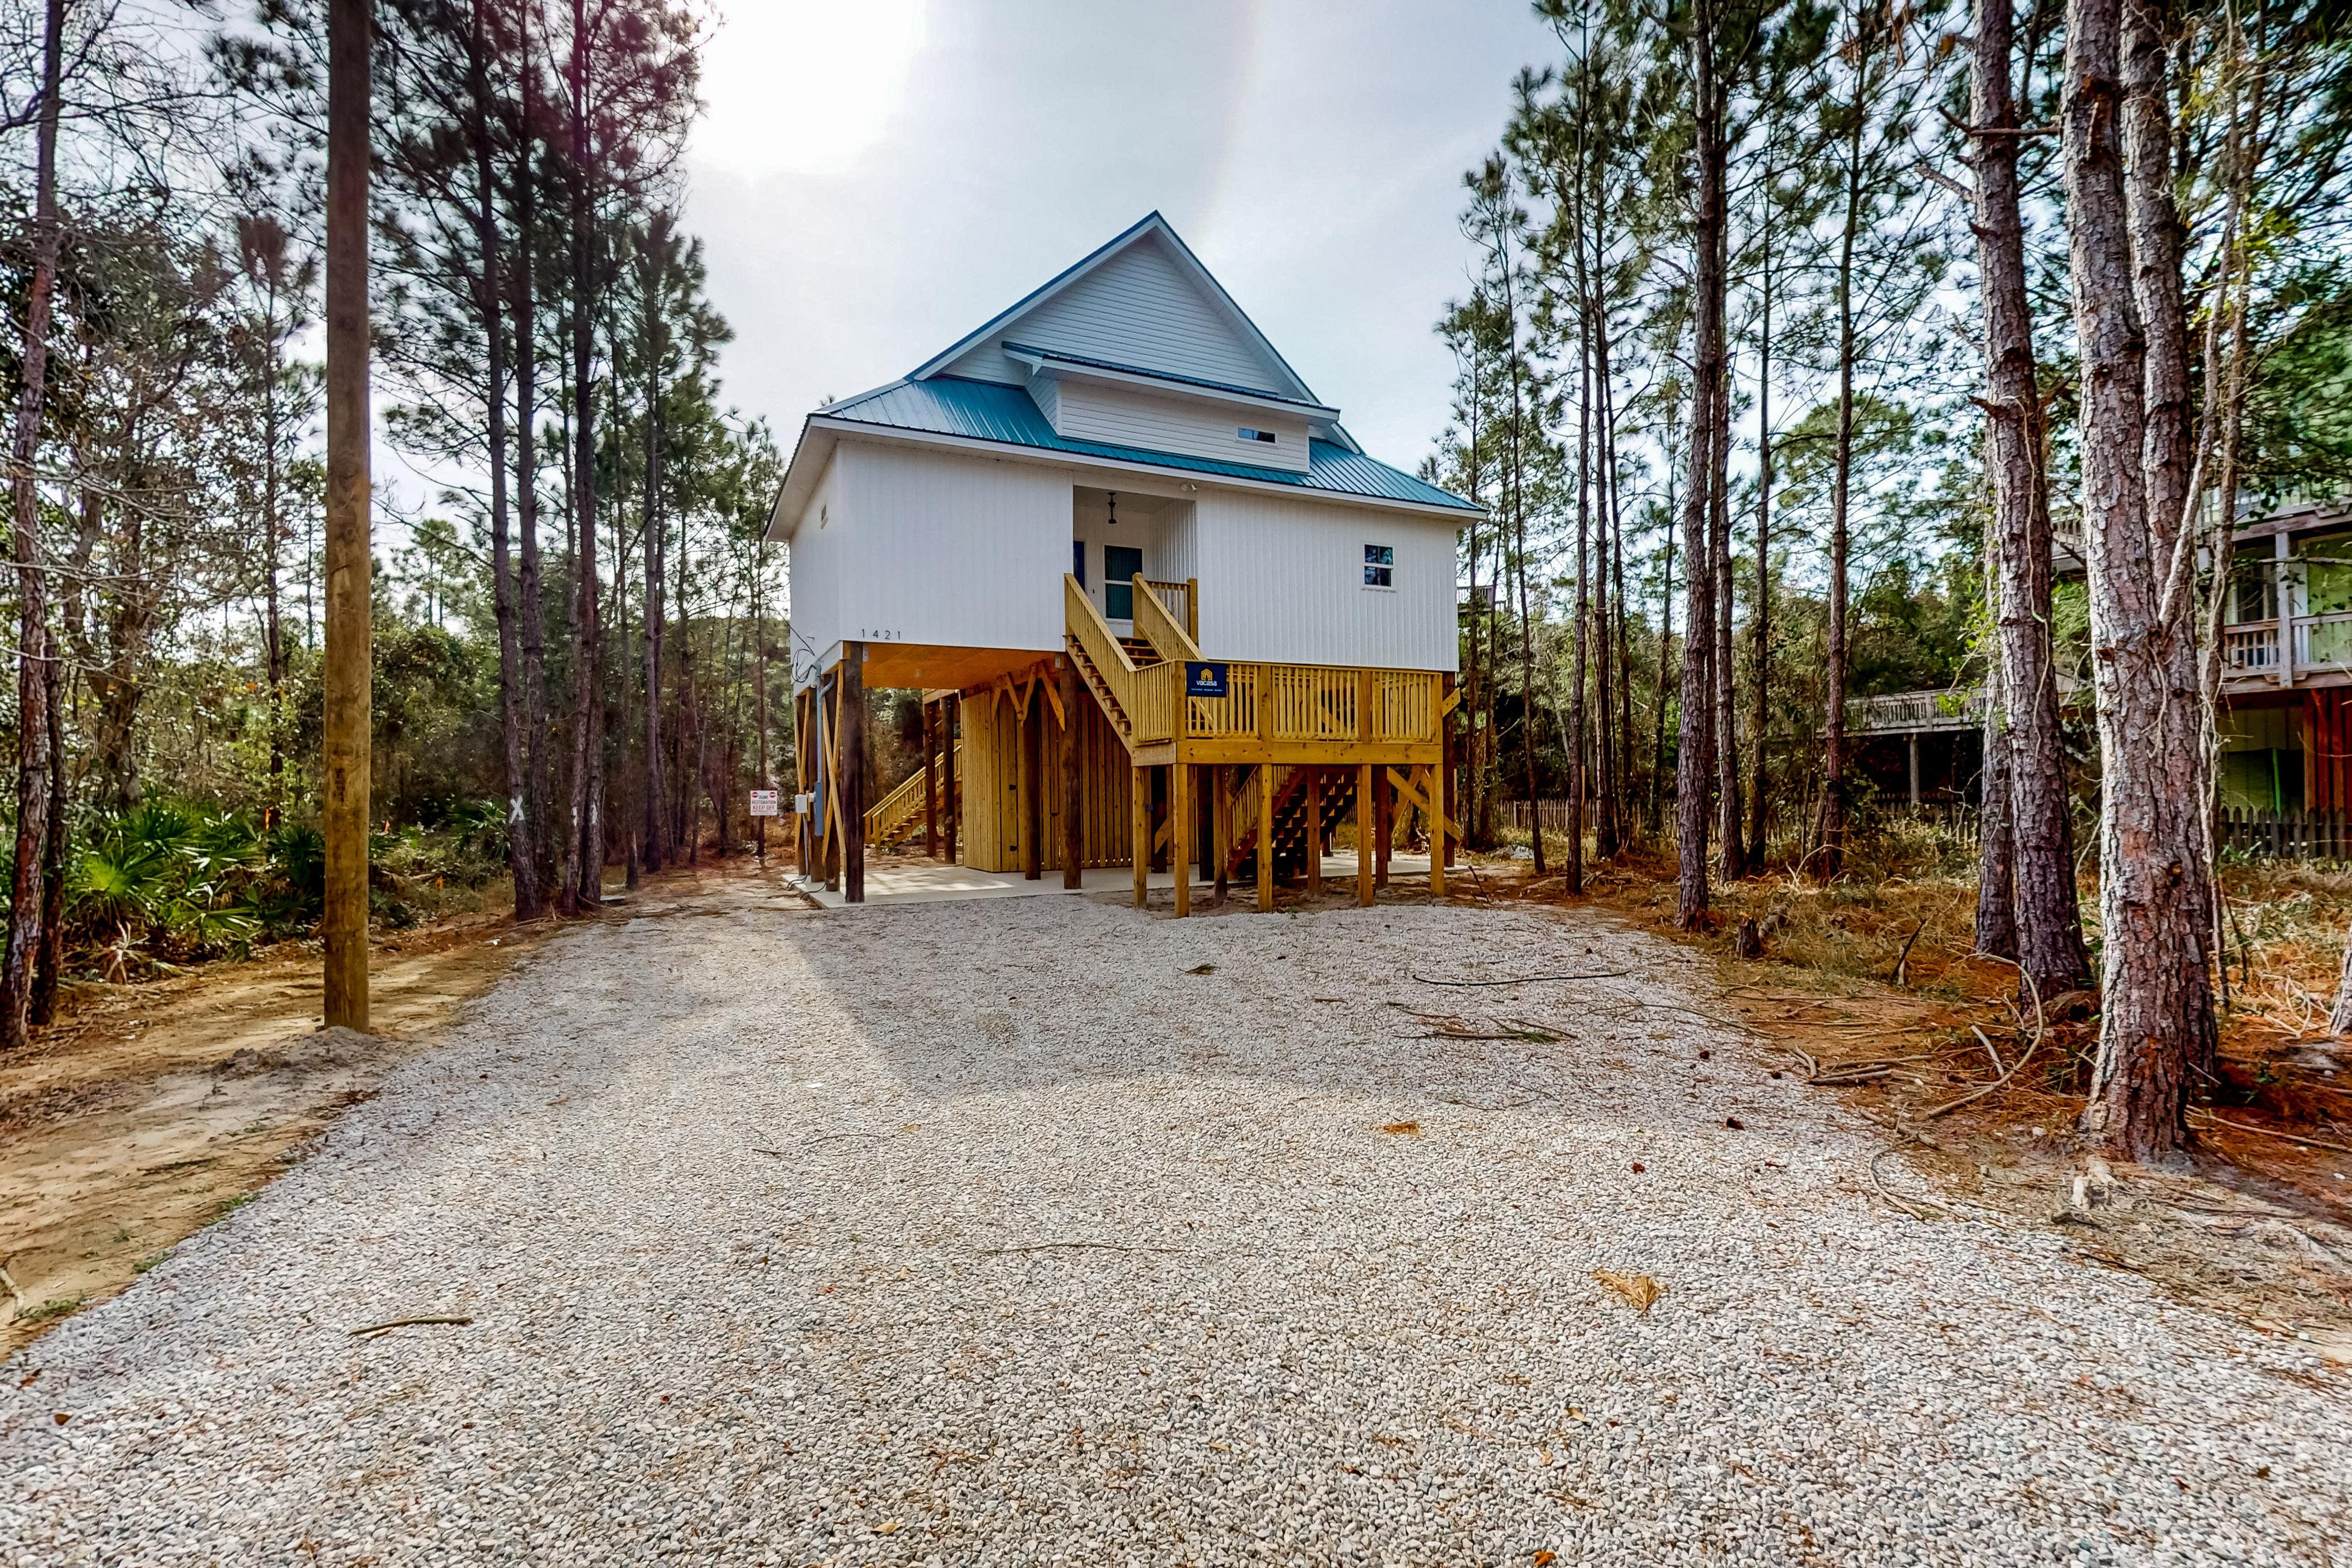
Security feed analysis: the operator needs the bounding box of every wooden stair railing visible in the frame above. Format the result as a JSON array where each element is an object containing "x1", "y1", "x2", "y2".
[
  {"x1": 1066, "y1": 573, "x2": 1180, "y2": 747},
  {"x1": 863, "y1": 742, "x2": 962, "y2": 847},
  {"x1": 1224, "y1": 765, "x2": 1355, "y2": 882}
]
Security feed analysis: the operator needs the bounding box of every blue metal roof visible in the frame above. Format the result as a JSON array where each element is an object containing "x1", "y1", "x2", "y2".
[{"x1": 818, "y1": 377, "x2": 1479, "y2": 514}]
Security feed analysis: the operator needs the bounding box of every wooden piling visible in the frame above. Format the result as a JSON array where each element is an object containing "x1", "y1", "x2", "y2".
[
  {"x1": 1132, "y1": 765, "x2": 1150, "y2": 907},
  {"x1": 1061, "y1": 661, "x2": 1083, "y2": 889},
  {"x1": 1172, "y1": 761, "x2": 1191, "y2": 917},
  {"x1": 840, "y1": 643, "x2": 866, "y2": 903},
  {"x1": 944, "y1": 694, "x2": 959, "y2": 865},
  {"x1": 1256, "y1": 764, "x2": 1275, "y2": 913},
  {"x1": 1213, "y1": 765, "x2": 1230, "y2": 904},
  {"x1": 922, "y1": 700, "x2": 939, "y2": 857},
  {"x1": 1305, "y1": 769, "x2": 1323, "y2": 897}
]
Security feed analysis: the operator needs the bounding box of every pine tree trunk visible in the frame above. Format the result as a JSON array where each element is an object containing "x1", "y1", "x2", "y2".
[
  {"x1": 1817, "y1": 56, "x2": 1865, "y2": 883},
  {"x1": 642, "y1": 319, "x2": 668, "y2": 873},
  {"x1": 1748, "y1": 231, "x2": 1774, "y2": 864},
  {"x1": 1676, "y1": 1, "x2": 1723, "y2": 928},
  {"x1": 31, "y1": 625, "x2": 66, "y2": 1027},
  {"x1": 2123, "y1": 0, "x2": 2213, "y2": 1077},
  {"x1": 1975, "y1": 641, "x2": 2019, "y2": 957},
  {"x1": 472, "y1": 0, "x2": 540, "y2": 922},
  {"x1": 1566, "y1": 207, "x2": 1592, "y2": 894},
  {"x1": 565, "y1": 0, "x2": 604, "y2": 912},
  {"x1": 513, "y1": 6, "x2": 551, "y2": 905},
  {"x1": 1975, "y1": 0, "x2": 2085, "y2": 987},
  {"x1": 1, "y1": 0, "x2": 66, "y2": 1048},
  {"x1": 2064, "y1": 0, "x2": 2215, "y2": 1159},
  {"x1": 1650, "y1": 405, "x2": 1679, "y2": 841}
]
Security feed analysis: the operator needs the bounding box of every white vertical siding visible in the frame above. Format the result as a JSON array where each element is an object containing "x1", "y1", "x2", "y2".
[
  {"x1": 783, "y1": 454, "x2": 845, "y2": 686},
  {"x1": 942, "y1": 233, "x2": 1290, "y2": 393},
  {"x1": 1050, "y1": 382, "x2": 1310, "y2": 473},
  {"x1": 1160, "y1": 500, "x2": 1199, "y2": 583},
  {"x1": 1193, "y1": 491, "x2": 1461, "y2": 672},
  {"x1": 820, "y1": 441, "x2": 1071, "y2": 667}
]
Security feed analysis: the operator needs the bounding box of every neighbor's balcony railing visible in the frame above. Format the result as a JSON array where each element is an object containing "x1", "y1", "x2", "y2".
[
  {"x1": 1847, "y1": 688, "x2": 1987, "y2": 734},
  {"x1": 2222, "y1": 612, "x2": 2352, "y2": 682}
]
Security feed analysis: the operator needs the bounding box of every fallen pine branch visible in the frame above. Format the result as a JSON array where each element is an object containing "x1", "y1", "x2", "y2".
[
  {"x1": 2190, "y1": 1110, "x2": 2352, "y2": 1157},
  {"x1": 1891, "y1": 919, "x2": 1927, "y2": 986},
  {"x1": 977, "y1": 1242, "x2": 1185, "y2": 1257},
  {"x1": 346, "y1": 1314, "x2": 472, "y2": 1339},
  {"x1": 1869, "y1": 1149, "x2": 1955, "y2": 1220},
  {"x1": 1920, "y1": 1021, "x2": 2044, "y2": 1119},
  {"x1": 1413, "y1": 970, "x2": 1631, "y2": 988}
]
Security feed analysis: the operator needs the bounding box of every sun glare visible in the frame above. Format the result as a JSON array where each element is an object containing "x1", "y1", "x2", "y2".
[{"x1": 696, "y1": 0, "x2": 930, "y2": 179}]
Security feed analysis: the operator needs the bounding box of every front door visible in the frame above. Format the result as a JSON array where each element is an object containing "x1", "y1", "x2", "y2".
[{"x1": 1104, "y1": 544, "x2": 1143, "y2": 621}]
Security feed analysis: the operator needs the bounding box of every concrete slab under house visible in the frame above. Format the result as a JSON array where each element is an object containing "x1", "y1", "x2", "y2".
[{"x1": 766, "y1": 213, "x2": 1484, "y2": 913}]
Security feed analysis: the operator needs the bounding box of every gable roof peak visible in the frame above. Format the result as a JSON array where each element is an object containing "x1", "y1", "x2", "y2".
[{"x1": 907, "y1": 212, "x2": 1321, "y2": 407}]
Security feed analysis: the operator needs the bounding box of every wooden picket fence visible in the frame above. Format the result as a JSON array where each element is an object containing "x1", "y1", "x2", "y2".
[
  {"x1": 1496, "y1": 800, "x2": 2349, "y2": 860},
  {"x1": 1498, "y1": 800, "x2": 1582, "y2": 836},
  {"x1": 2215, "y1": 807, "x2": 2352, "y2": 861}
]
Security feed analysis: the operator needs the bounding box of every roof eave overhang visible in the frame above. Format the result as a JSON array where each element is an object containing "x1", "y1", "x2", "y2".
[
  {"x1": 767, "y1": 417, "x2": 843, "y2": 543},
  {"x1": 804, "y1": 415, "x2": 1484, "y2": 524},
  {"x1": 1003, "y1": 346, "x2": 1342, "y2": 422}
]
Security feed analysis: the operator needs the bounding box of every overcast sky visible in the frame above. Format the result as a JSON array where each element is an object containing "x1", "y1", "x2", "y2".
[{"x1": 682, "y1": 0, "x2": 1563, "y2": 474}]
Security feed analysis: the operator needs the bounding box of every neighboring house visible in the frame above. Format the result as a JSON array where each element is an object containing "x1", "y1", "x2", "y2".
[
  {"x1": 1850, "y1": 496, "x2": 2352, "y2": 820},
  {"x1": 766, "y1": 213, "x2": 1483, "y2": 908},
  {"x1": 2215, "y1": 497, "x2": 2352, "y2": 813}
]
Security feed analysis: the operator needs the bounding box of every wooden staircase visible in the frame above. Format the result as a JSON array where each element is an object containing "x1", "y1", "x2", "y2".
[
  {"x1": 1224, "y1": 765, "x2": 1356, "y2": 882},
  {"x1": 1065, "y1": 635, "x2": 1135, "y2": 738},
  {"x1": 864, "y1": 741, "x2": 962, "y2": 847}
]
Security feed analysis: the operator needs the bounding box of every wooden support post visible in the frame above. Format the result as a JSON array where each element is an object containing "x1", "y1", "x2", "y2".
[
  {"x1": 945, "y1": 694, "x2": 960, "y2": 865},
  {"x1": 1172, "y1": 760, "x2": 1191, "y2": 917},
  {"x1": 1060, "y1": 661, "x2": 1083, "y2": 889},
  {"x1": 1357, "y1": 763, "x2": 1375, "y2": 907},
  {"x1": 1184, "y1": 576, "x2": 1199, "y2": 644},
  {"x1": 1440, "y1": 671, "x2": 1457, "y2": 871},
  {"x1": 1020, "y1": 680, "x2": 1041, "y2": 880},
  {"x1": 840, "y1": 644, "x2": 866, "y2": 904},
  {"x1": 1906, "y1": 732, "x2": 1921, "y2": 808},
  {"x1": 1213, "y1": 765, "x2": 1230, "y2": 904},
  {"x1": 823, "y1": 675, "x2": 841, "y2": 892},
  {"x1": 1422, "y1": 765, "x2": 1446, "y2": 898},
  {"x1": 1305, "y1": 770, "x2": 1323, "y2": 896},
  {"x1": 1257, "y1": 764, "x2": 1275, "y2": 912},
  {"x1": 1375, "y1": 765, "x2": 1391, "y2": 889},
  {"x1": 794, "y1": 686, "x2": 812, "y2": 876},
  {"x1": 1132, "y1": 765, "x2": 1150, "y2": 907},
  {"x1": 322, "y1": 0, "x2": 373, "y2": 1030},
  {"x1": 923, "y1": 702, "x2": 939, "y2": 857}
]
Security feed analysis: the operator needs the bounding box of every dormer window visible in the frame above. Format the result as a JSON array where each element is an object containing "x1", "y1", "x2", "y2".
[{"x1": 1237, "y1": 428, "x2": 1278, "y2": 444}]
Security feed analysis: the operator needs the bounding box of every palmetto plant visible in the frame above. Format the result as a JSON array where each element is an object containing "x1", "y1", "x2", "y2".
[{"x1": 69, "y1": 804, "x2": 265, "y2": 978}]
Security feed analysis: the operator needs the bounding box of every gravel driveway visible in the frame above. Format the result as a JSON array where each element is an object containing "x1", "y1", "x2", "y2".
[{"x1": 3, "y1": 891, "x2": 2346, "y2": 1566}]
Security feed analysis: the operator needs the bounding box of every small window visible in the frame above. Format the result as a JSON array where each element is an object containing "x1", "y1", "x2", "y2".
[
  {"x1": 1364, "y1": 544, "x2": 1395, "y2": 588},
  {"x1": 1073, "y1": 539, "x2": 1086, "y2": 586},
  {"x1": 1237, "y1": 427, "x2": 1278, "y2": 444}
]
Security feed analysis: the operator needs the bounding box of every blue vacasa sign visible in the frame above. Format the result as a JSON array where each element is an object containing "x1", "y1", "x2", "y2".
[{"x1": 1185, "y1": 661, "x2": 1229, "y2": 698}]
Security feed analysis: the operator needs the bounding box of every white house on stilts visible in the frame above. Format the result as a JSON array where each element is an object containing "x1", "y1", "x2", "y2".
[{"x1": 766, "y1": 213, "x2": 1482, "y2": 913}]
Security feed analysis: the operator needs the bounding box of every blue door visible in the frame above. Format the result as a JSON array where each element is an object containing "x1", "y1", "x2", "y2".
[{"x1": 1104, "y1": 545, "x2": 1143, "y2": 620}]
